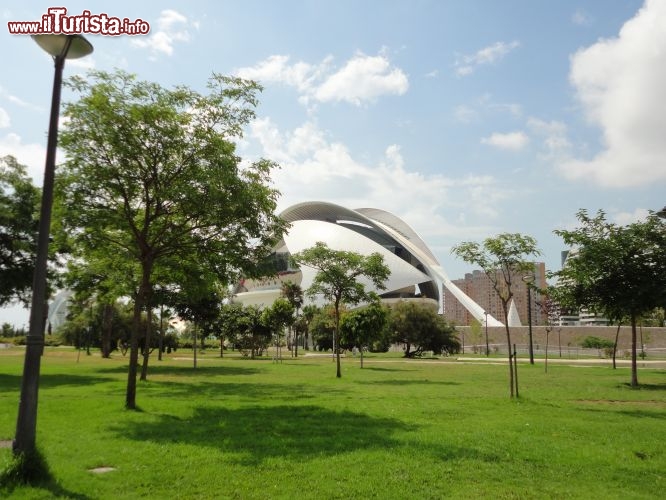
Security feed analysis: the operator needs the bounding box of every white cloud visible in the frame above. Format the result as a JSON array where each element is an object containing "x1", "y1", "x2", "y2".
[
  {"x1": 248, "y1": 118, "x2": 509, "y2": 243},
  {"x1": 560, "y1": 0, "x2": 666, "y2": 187},
  {"x1": 481, "y1": 131, "x2": 529, "y2": 151},
  {"x1": 527, "y1": 118, "x2": 571, "y2": 160},
  {"x1": 0, "y1": 86, "x2": 42, "y2": 112},
  {"x1": 572, "y1": 9, "x2": 591, "y2": 26},
  {"x1": 453, "y1": 105, "x2": 477, "y2": 123},
  {"x1": 612, "y1": 208, "x2": 650, "y2": 226},
  {"x1": 235, "y1": 50, "x2": 408, "y2": 107},
  {"x1": 455, "y1": 40, "x2": 520, "y2": 76},
  {"x1": 314, "y1": 52, "x2": 408, "y2": 105},
  {"x1": 131, "y1": 9, "x2": 194, "y2": 57},
  {"x1": 0, "y1": 108, "x2": 9, "y2": 128},
  {"x1": 0, "y1": 133, "x2": 47, "y2": 184}
]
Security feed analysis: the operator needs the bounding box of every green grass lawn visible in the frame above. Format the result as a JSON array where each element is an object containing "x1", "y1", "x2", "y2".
[{"x1": 0, "y1": 347, "x2": 664, "y2": 499}]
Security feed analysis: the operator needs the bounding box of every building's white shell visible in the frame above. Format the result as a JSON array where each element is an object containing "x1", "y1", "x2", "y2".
[{"x1": 233, "y1": 201, "x2": 502, "y2": 326}]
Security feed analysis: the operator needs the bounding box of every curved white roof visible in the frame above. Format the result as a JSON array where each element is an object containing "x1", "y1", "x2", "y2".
[{"x1": 235, "y1": 201, "x2": 503, "y2": 326}]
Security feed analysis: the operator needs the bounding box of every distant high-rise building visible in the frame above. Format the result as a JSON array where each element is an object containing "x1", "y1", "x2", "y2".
[{"x1": 444, "y1": 262, "x2": 547, "y2": 326}]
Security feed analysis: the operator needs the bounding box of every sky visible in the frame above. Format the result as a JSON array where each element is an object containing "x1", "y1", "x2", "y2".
[{"x1": 2, "y1": 1, "x2": 665, "y2": 327}]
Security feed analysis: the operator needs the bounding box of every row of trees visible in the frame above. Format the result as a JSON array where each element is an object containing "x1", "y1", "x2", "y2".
[
  {"x1": 3, "y1": 69, "x2": 664, "y2": 403},
  {"x1": 452, "y1": 210, "x2": 666, "y2": 396}
]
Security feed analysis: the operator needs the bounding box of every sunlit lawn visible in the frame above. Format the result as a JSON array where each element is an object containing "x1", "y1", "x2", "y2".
[{"x1": 0, "y1": 347, "x2": 664, "y2": 499}]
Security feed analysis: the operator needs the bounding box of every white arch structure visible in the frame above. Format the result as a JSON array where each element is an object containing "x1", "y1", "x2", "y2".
[{"x1": 235, "y1": 202, "x2": 503, "y2": 326}]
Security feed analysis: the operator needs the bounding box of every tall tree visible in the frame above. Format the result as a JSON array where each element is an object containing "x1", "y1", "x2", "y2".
[
  {"x1": 0, "y1": 156, "x2": 40, "y2": 306},
  {"x1": 291, "y1": 242, "x2": 390, "y2": 378},
  {"x1": 551, "y1": 209, "x2": 666, "y2": 387},
  {"x1": 452, "y1": 233, "x2": 540, "y2": 398},
  {"x1": 57, "y1": 70, "x2": 287, "y2": 409}
]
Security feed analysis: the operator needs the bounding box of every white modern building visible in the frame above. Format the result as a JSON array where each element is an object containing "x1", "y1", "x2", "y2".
[{"x1": 232, "y1": 201, "x2": 502, "y2": 326}]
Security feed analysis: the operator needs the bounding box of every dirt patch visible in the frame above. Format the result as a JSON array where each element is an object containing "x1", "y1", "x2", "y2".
[
  {"x1": 0, "y1": 440, "x2": 12, "y2": 448},
  {"x1": 89, "y1": 466, "x2": 116, "y2": 474}
]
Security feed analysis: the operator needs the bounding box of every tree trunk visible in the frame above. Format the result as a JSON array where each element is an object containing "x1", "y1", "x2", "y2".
[
  {"x1": 220, "y1": 336, "x2": 224, "y2": 358},
  {"x1": 193, "y1": 324, "x2": 198, "y2": 369},
  {"x1": 360, "y1": 346, "x2": 364, "y2": 368},
  {"x1": 101, "y1": 302, "x2": 113, "y2": 358},
  {"x1": 631, "y1": 314, "x2": 638, "y2": 387},
  {"x1": 612, "y1": 323, "x2": 621, "y2": 369},
  {"x1": 126, "y1": 260, "x2": 152, "y2": 410},
  {"x1": 334, "y1": 298, "x2": 341, "y2": 378},
  {"x1": 158, "y1": 304, "x2": 164, "y2": 361},
  {"x1": 502, "y1": 300, "x2": 515, "y2": 398},
  {"x1": 140, "y1": 306, "x2": 153, "y2": 381}
]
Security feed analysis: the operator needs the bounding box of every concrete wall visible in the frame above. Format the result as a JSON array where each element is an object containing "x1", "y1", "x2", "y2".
[{"x1": 456, "y1": 325, "x2": 666, "y2": 352}]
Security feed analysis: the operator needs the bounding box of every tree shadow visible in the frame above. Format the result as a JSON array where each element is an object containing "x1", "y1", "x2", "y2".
[
  {"x1": 619, "y1": 382, "x2": 666, "y2": 391},
  {"x1": 360, "y1": 366, "x2": 412, "y2": 372},
  {"x1": 0, "y1": 374, "x2": 116, "y2": 393},
  {"x1": 96, "y1": 364, "x2": 261, "y2": 378},
  {"x1": 141, "y1": 379, "x2": 347, "y2": 402},
  {"x1": 110, "y1": 404, "x2": 414, "y2": 465},
  {"x1": 357, "y1": 379, "x2": 460, "y2": 386}
]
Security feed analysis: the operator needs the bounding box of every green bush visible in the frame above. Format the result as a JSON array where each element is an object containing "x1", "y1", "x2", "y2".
[{"x1": 581, "y1": 336, "x2": 615, "y2": 349}]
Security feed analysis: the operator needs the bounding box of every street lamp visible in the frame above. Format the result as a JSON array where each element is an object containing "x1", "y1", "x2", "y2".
[
  {"x1": 483, "y1": 311, "x2": 489, "y2": 356},
  {"x1": 14, "y1": 34, "x2": 93, "y2": 457},
  {"x1": 522, "y1": 273, "x2": 535, "y2": 365}
]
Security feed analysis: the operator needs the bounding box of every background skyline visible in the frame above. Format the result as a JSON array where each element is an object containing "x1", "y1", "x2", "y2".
[{"x1": 2, "y1": 1, "x2": 664, "y2": 327}]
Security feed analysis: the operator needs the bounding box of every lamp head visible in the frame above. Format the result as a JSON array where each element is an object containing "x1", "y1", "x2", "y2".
[{"x1": 32, "y1": 34, "x2": 93, "y2": 59}]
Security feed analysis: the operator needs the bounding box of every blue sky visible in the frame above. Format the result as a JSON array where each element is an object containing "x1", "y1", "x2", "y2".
[{"x1": 2, "y1": 1, "x2": 665, "y2": 327}]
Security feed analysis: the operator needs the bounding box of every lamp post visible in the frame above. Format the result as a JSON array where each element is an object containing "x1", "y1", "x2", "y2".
[
  {"x1": 522, "y1": 274, "x2": 535, "y2": 365},
  {"x1": 13, "y1": 34, "x2": 93, "y2": 457},
  {"x1": 483, "y1": 311, "x2": 489, "y2": 356}
]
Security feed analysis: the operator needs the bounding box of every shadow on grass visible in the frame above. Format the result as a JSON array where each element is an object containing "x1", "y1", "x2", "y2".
[
  {"x1": 140, "y1": 379, "x2": 347, "y2": 402},
  {"x1": 110, "y1": 404, "x2": 413, "y2": 465},
  {"x1": 0, "y1": 374, "x2": 116, "y2": 393},
  {"x1": 110, "y1": 403, "x2": 501, "y2": 466},
  {"x1": 96, "y1": 364, "x2": 261, "y2": 378},
  {"x1": 0, "y1": 448, "x2": 91, "y2": 500},
  {"x1": 619, "y1": 382, "x2": 666, "y2": 391},
  {"x1": 360, "y1": 366, "x2": 412, "y2": 372},
  {"x1": 357, "y1": 379, "x2": 460, "y2": 386}
]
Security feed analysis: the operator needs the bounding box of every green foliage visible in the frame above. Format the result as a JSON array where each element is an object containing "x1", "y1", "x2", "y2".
[
  {"x1": 0, "y1": 156, "x2": 41, "y2": 307},
  {"x1": 552, "y1": 209, "x2": 666, "y2": 386},
  {"x1": 308, "y1": 305, "x2": 336, "y2": 351},
  {"x1": 581, "y1": 336, "x2": 615, "y2": 350},
  {"x1": 552, "y1": 210, "x2": 666, "y2": 322},
  {"x1": 389, "y1": 301, "x2": 460, "y2": 357},
  {"x1": 291, "y1": 242, "x2": 390, "y2": 377},
  {"x1": 228, "y1": 304, "x2": 272, "y2": 358},
  {"x1": 339, "y1": 296, "x2": 389, "y2": 351},
  {"x1": 57, "y1": 69, "x2": 287, "y2": 407}
]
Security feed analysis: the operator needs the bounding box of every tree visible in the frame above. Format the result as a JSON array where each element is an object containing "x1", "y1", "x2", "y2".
[
  {"x1": 339, "y1": 295, "x2": 389, "y2": 367},
  {"x1": 57, "y1": 70, "x2": 287, "y2": 409},
  {"x1": 0, "y1": 156, "x2": 41, "y2": 306},
  {"x1": 232, "y1": 305, "x2": 271, "y2": 359},
  {"x1": 261, "y1": 297, "x2": 295, "y2": 362},
  {"x1": 551, "y1": 210, "x2": 666, "y2": 387},
  {"x1": 452, "y1": 233, "x2": 541, "y2": 398},
  {"x1": 389, "y1": 301, "x2": 460, "y2": 358},
  {"x1": 281, "y1": 281, "x2": 303, "y2": 356},
  {"x1": 291, "y1": 242, "x2": 390, "y2": 378}
]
